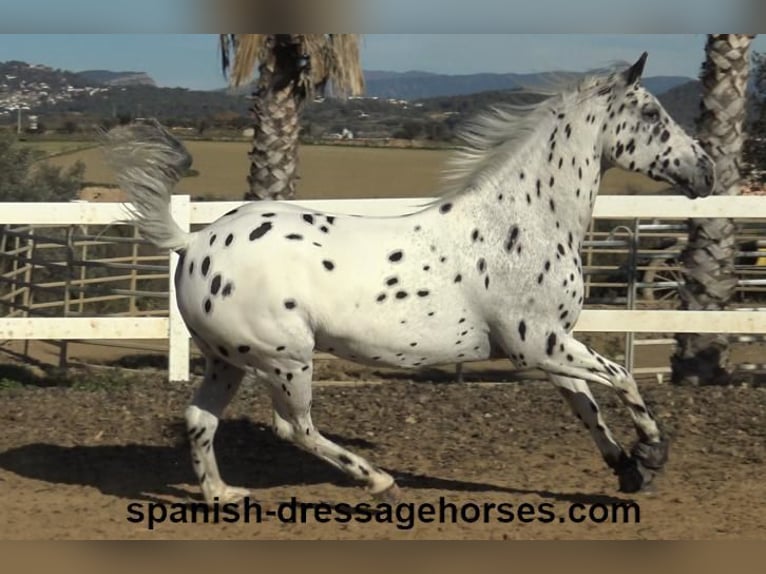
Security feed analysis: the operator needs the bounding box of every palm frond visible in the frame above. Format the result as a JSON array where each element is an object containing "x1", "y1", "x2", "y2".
[
  {"x1": 218, "y1": 34, "x2": 364, "y2": 96},
  {"x1": 219, "y1": 34, "x2": 271, "y2": 87}
]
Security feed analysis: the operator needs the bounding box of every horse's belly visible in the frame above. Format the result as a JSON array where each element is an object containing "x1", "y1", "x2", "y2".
[{"x1": 314, "y1": 320, "x2": 492, "y2": 369}]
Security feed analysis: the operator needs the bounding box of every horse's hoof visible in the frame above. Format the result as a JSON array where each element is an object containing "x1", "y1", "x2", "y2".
[
  {"x1": 617, "y1": 457, "x2": 655, "y2": 493},
  {"x1": 373, "y1": 482, "x2": 401, "y2": 504},
  {"x1": 205, "y1": 485, "x2": 251, "y2": 506},
  {"x1": 631, "y1": 437, "x2": 669, "y2": 470}
]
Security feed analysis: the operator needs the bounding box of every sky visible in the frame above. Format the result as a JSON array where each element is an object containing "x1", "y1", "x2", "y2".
[{"x1": 0, "y1": 34, "x2": 765, "y2": 91}]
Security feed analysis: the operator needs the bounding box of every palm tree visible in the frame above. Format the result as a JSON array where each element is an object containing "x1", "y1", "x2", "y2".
[
  {"x1": 671, "y1": 34, "x2": 756, "y2": 385},
  {"x1": 220, "y1": 34, "x2": 364, "y2": 201}
]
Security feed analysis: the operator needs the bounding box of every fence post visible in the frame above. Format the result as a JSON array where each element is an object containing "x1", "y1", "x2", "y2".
[{"x1": 168, "y1": 195, "x2": 191, "y2": 381}]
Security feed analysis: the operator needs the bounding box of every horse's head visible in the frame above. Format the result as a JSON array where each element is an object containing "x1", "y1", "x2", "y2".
[{"x1": 598, "y1": 52, "x2": 715, "y2": 198}]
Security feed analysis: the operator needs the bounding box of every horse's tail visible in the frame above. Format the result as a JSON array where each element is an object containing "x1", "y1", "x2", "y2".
[{"x1": 103, "y1": 119, "x2": 192, "y2": 252}]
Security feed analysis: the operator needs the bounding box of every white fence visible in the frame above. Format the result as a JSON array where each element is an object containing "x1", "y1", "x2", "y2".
[{"x1": 2, "y1": 195, "x2": 766, "y2": 381}]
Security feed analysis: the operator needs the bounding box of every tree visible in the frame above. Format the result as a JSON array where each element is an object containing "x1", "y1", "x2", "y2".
[
  {"x1": 219, "y1": 34, "x2": 364, "y2": 201},
  {"x1": 671, "y1": 34, "x2": 756, "y2": 386},
  {"x1": 0, "y1": 134, "x2": 84, "y2": 202},
  {"x1": 742, "y1": 51, "x2": 766, "y2": 185}
]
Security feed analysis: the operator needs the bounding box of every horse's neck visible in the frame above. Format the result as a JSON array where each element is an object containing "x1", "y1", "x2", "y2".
[{"x1": 464, "y1": 106, "x2": 604, "y2": 244}]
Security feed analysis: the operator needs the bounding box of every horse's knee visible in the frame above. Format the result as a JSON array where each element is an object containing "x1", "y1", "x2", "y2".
[{"x1": 185, "y1": 405, "x2": 218, "y2": 434}]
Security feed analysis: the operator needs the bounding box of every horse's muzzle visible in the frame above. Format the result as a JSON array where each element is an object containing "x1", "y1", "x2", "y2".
[{"x1": 679, "y1": 152, "x2": 715, "y2": 198}]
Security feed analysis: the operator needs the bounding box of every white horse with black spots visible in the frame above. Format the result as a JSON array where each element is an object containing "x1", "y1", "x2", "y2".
[{"x1": 106, "y1": 53, "x2": 714, "y2": 504}]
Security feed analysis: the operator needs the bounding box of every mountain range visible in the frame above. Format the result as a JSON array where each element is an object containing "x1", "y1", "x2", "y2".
[
  {"x1": 362, "y1": 70, "x2": 692, "y2": 100},
  {"x1": 0, "y1": 60, "x2": 701, "y2": 137}
]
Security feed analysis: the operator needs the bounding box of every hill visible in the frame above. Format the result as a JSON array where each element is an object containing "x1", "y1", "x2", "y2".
[
  {"x1": 77, "y1": 70, "x2": 156, "y2": 87},
  {"x1": 363, "y1": 69, "x2": 691, "y2": 100},
  {"x1": 0, "y1": 59, "x2": 701, "y2": 141}
]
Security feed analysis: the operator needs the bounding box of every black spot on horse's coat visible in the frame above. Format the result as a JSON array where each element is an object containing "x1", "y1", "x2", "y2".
[
  {"x1": 477, "y1": 258, "x2": 486, "y2": 273},
  {"x1": 471, "y1": 229, "x2": 480, "y2": 242},
  {"x1": 376, "y1": 293, "x2": 387, "y2": 302},
  {"x1": 326, "y1": 216, "x2": 335, "y2": 225},
  {"x1": 189, "y1": 261, "x2": 194, "y2": 276},
  {"x1": 209, "y1": 234, "x2": 216, "y2": 246},
  {"x1": 504, "y1": 225, "x2": 520, "y2": 252},
  {"x1": 518, "y1": 321, "x2": 527, "y2": 341},
  {"x1": 238, "y1": 345, "x2": 250, "y2": 353},
  {"x1": 222, "y1": 282, "x2": 233, "y2": 297},
  {"x1": 549, "y1": 198, "x2": 556, "y2": 212},
  {"x1": 484, "y1": 276, "x2": 490, "y2": 289},
  {"x1": 320, "y1": 225, "x2": 329, "y2": 233},
  {"x1": 546, "y1": 333, "x2": 557, "y2": 356},
  {"x1": 549, "y1": 175, "x2": 555, "y2": 187},
  {"x1": 454, "y1": 274, "x2": 462, "y2": 283},
  {"x1": 276, "y1": 346, "x2": 286, "y2": 352},
  {"x1": 536, "y1": 179, "x2": 542, "y2": 197},
  {"x1": 557, "y1": 243, "x2": 565, "y2": 256},
  {"x1": 285, "y1": 233, "x2": 303, "y2": 240},
  {"x1": 395, "y1": 291, "x2": 408, "y2": 299},
  {"x1": 339, "y1": 454, "x2": 353, "y2": 466},
  {"x1": 303, "y1": 214, "x2": 314, "y2": 224},
  {"x1": 660, "y1": 129, "x2": 670, "y2": 143},
  {"x1": 225, "y1": 234, "x2": 234, "y2": 246},
  {"x1": 249, "y1": 222, "x2": 272, "y2": 241},
  {"x1": 537, "y1": 273, "x2": 544, "y2": 284},
  {"x1": 284, "y1": 299, "x2": 297, "y2": 310},
  {"x1": 204, "y1": 298, "x2": 212, "y2": 314},
  {"x1": 201, "y1": 256, "x2": 211, "y2": 277},
  {"x1": 439, "y1": 202, "x2": 453, "y2": 214},
  {"x1": 417, "y1": 290, "x2": 430, "y2": 297},
  {"x1": 262, "y1": 212, "x2": 276, "y2": 218},
  {"x1": 210, "y1": 274, "x2": 222, "y2": 295},
  {"x1": 389, "y1": 250, "x2": 404, "y2": 263},
  {"x1": 322, "y1": 260, "x2": 335, "y2": 271},
  {"x1": 386, "y1": 276, "x2": 399, "y2": 287}
]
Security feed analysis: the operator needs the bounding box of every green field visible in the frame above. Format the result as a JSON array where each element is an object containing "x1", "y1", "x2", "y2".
[{"x1": 43, "y1": 139, "x2": 670, "y2": 200}]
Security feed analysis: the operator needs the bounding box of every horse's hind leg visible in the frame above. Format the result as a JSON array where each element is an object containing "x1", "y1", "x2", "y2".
[
  {"x1": 547, "y1": 374, "x2": 640, "y2": 490},
  {"x1": 523, "y1": 332, "x2": 668, "y2": 492},
  {"x1": 264, "y1": 361, "x2": 398, "y2": 500},
  {"x1": 185, "y1": 355, "x2": 248, "y2": 504}
]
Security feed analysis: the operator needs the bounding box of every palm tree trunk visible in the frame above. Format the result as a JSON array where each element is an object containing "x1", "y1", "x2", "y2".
[
  {"x1": 246, "y1": 35, "x2": 310, "y2": 201},
  {"x1": 671, "y1": 34, "x2": 755, "y2": 385}
]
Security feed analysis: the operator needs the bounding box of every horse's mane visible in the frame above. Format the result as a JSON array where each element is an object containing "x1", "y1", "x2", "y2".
[{"x1": 433, "y1": 63, "x2": 629, "y2": 202}]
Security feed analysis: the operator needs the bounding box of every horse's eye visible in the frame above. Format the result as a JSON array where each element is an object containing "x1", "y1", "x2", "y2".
[{"x1": 642, "y1": 107, "x2": 660, "y2": 122}]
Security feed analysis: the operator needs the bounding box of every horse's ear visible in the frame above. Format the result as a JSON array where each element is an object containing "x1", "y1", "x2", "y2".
[{"x1": 624, "y1": 52, "x2": 648, "y2": 85}]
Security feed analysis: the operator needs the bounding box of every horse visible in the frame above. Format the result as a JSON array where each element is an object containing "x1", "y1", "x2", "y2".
[{"x1": 105, "y1": 53, "x2": 714, "y2": 505}]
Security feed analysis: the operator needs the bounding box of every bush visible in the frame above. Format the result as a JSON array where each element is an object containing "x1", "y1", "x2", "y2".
[{"x1": 0, "y1": 134, "x2": 84, "y2": 201}]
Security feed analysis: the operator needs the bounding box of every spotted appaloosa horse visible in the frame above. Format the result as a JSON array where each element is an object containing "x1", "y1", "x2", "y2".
[{"x1": 106, "y1": 53, "x2": 714, "y2": 504}]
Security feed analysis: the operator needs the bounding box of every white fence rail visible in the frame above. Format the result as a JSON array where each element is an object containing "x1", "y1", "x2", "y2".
[{"x1": 2, "y1": 195, "x2": 766, "y2": 381}]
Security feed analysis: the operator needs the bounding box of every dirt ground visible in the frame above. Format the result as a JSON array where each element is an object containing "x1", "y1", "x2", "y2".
[{"x1": 0, "y1": 356, "x2": 764, "y2": 540}]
